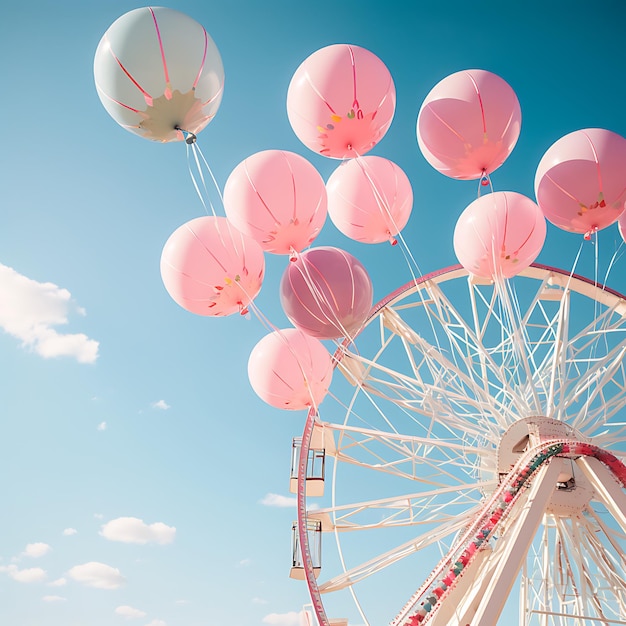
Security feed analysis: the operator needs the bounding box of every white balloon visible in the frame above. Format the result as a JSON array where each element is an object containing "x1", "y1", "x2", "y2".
[{"x1": 94, "y1": 7, "x2": 224, "y2": 142}]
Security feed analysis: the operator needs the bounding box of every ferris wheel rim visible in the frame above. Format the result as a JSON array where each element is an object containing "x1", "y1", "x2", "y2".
[{"x1": 341, "y1": 262, "x2": 626, "y2": 361}]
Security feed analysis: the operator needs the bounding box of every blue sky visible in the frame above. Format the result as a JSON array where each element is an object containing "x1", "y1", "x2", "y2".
[{"x1": 1, "y1": 1, "x2": 625, "y2": 626}]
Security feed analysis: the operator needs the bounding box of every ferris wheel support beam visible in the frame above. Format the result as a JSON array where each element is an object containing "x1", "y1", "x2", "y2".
[
  {"x1": 576, "y1": 456, "x2": 626, "y2": 534},
  {"x1": 440, "y1": 458, "x2": 566, "y2": 626}
]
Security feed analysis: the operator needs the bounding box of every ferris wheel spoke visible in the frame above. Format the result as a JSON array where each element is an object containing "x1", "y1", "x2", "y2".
[
  {"x1": 327, "y1": 422, "x2": 487, "y2": 484},
  {"x1": 311, "y1": 485, "x2": 488, "y2": 532},
  {"x1": 563, "y1": 342, "x2": 626, "y2": 432},
  {"x1": 571, "y1": 516, "x2": 626, "y2": 618},
  {"x1": 419, "y1": 280, "x2": 532, "y2": 420},
  {"x1": 338, "y1": 357, "x2": 501, "y2": 443},
  {"x1": 340, "y1": 319, "x2": 519, "y2": 440},
  {"x1": 316, "y1": 511, "x2": 476, "y2": 594}
]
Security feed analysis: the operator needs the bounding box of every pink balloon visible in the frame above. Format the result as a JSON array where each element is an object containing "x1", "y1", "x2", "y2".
[
  {"x1": 535, "y1": 129, "x2": 626, "y2": 235},
  {"x1": 223, "y1": 150, "x2": 327, "y2": 255},
  {"x1": 287, "y1": 44, "x2": 396, "y2": 159},
  {"x1": 453, "y1": 191, "x2": 546, "y2": 279},
  {"x1": 417, "y1": 70, "x2": 521, "y2": 180},
  {"x1": 326, "y1": 156, "x2": 413, "y2": 244},
  {"x1": 247, "y1": 328, "x2": 333, "y2": 411},
  {"x1": 280, "y1": 247, "x2": 373, "y2": 340},
  {"x1": 619, "y1": 212, "x2": 626, "y2": 243},
  {"x1": 160, "y1": 216, "x2": 265, "y2": 316}
]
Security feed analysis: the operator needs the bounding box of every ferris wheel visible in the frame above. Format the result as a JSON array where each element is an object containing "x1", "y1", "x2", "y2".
[{"x1": 291, "y1": 262, "x2": 626, "y2": 626}]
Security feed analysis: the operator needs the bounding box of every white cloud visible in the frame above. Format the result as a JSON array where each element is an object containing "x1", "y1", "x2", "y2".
[
  {"x1": 260, "y1": 493, "x2": 297, "y2": 508},
  {"x1": 145, "y1": 621, "x2": 167, "y2": 626},
  {"x1": 100, "y1": 517, "x2": 176, "y2": 545},
  {"x1": 237, "y1": 558, "x2": 251, "y2": 567},
  {"x1": 174, "y1": 600, "x2": 188, "y2": 605},
  {"x1": 48, "y1": 577, "x2": 67, "y2": 587},
  {"x1": 262, "y1": 612, "x2": 304, "y2": 626},
  {"x1": 252, "y1": 597, "x2": 269, "y2": 605},
  {"x1": 0, "y1": 264, "x2": 99, "y2": 363},
  {"x1": 115, "y1": 605, "x2": 147, "y2": 619},
  {"x1": 63, "y1": 528, "x2": 77, "y2": 536},
  {"x1": 94, "y1": 513, "x2": 104, "y2": 520},
  {"x1": 0, "y1": 564, "x2": 47, "y2": 583},
  {"x1": 151, "y1": 400, "x2": 170, "y2": 410},
  {"x1": 68, "y1": 562, "x2": 125, "y2": 589},
  {"x1": 23, "y1": 542, "x2": 51, "y2": 558},
  {"x1": 42, "y1": 595, "x2": 66, "y2": 602},
  {"x1": 97, "y1": 421, "x2": 107, "y2": 431}
]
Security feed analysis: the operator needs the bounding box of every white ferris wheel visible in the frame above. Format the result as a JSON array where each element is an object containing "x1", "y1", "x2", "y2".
[{"x1": 290, "y1": 262, "x2": 626, "y2": 626}]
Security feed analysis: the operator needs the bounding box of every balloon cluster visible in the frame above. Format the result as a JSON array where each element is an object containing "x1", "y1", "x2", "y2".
[
  {"x1": 94, "y1": 7, "x2": 626, "y2": 414},
  {"x1": 415, "y1": 69, "x2": 626, "y2": 275}
]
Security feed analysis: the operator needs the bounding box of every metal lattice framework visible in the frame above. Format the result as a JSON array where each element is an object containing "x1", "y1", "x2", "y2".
[{"x1": 294, "y1": 263, "x2": 626, "y2": 626}]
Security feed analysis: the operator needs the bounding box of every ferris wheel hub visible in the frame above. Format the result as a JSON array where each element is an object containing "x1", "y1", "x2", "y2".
[{"x1": 497, "y1": 416, "x2": 594, "y2": 515}]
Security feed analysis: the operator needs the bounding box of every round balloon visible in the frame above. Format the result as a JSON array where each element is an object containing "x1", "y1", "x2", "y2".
[
  {"x1": 287, "y1": 44, "x2": 395, "y2": 159},
  {"x1": 280, "y1": 247, "x2": 373, "y2": 340},
  {"x1": 247, "y1": 328, "x2": 333, "y2": 411},
  {"x1": 619, "y1": 211, "x2": 626, "y2": 243},
  {"x1": 160, "y1": 216, "x2": 264, "y2": 316},
  {"x1": 94, "y1": 7, "x2": 224, "y2": 142},
  {"x1": 535, "y1": 128, "x2": 626, "y2": 235},
  {"x1": 453, "y1": 191, "x2": 546, "y2": 279},
  {"x1": 326, "y1": 156, "x2": 413, "y2": 244},
  {"x1": 223, "y1": 150, "x2": 327, "y2": 255},
  {"x1": 417, "y1": 70, "x2": 521, "y2": 180}
]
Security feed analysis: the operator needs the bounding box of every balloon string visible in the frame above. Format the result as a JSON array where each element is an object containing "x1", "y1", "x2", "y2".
[
  {"x1": 354, "y1": 155, "x2": 396, "y2": 243},
  {"x1": 191, "y1": 143, "x2": 218, "y2": 215},
  {"x1": 350, "y1": 153, "x2": 448, "y2": 360},
  {"x1": 183, "y1": 140, "x2": 225, "y2": 219},
  {"x1": 293, "y1": 252, "x2": 358, "y2": 344},
  {"x1": 193, "y1": 141, "x2": 224, "y2": 204},
  {"x1": 603, "y1": 240, "x2": 624, "y2": 288},
  {"x1": 185, "y1": 141, "x2": 214, "y2": 216}
]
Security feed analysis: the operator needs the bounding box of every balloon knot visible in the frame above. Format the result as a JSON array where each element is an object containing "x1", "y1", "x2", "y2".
[
  {"x1": 174, "y1": 125, "x2": 197, "y2": 144},
  {"x1": 584, "y1": 226, "x2": 599, "y2": 241},
  {"x1": 389, "y1": 236, "x2": 398, "y2": 246}
]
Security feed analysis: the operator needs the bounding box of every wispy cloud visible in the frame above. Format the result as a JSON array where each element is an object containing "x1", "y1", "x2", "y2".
[
  {"x1": 115, "y1": 605, "x2": 147, "y2": 619},
  {"x1": 48, "y1": 577, "x2": 67, "y2": 587},
  {"x1": 0, "y1": 564, "x2": 46, "y2": 583},
  {"x1": 97, "y1": 421, "x2": 107, "y2": 431},
  {"x1": 100, "y1": 517, "x2": 176, "y2": 545},
  {"x1": 68, "y1": 562, "x2": 125, "y2": 589},
  {"x1": 237, "y1": 558, "x2": 252, "y2": 568},
  {"x1": 42, "y1": 595, "x2": 66, "y2": 602},
  {"x1": 151, "y1": 400, "x2": 170, "y2": 410},
  {"x1": 252, "y1": 597, "x2": 269, "y2": 605},
  {"x1": 63, "y1": 528, "x2": 77, "y2": 536},
  {"x1": 145, "y1": 620, "x2": 167, "y2": 626},
  {"x1": 260, "y1": 493, "x2": 297, "y2": 508},
  {"x1": 262, "y1": 611, "x2": 304, "y2": 626},
  {"x1": 0, "y1": 264, "x2": 99, "y2": 363}
]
